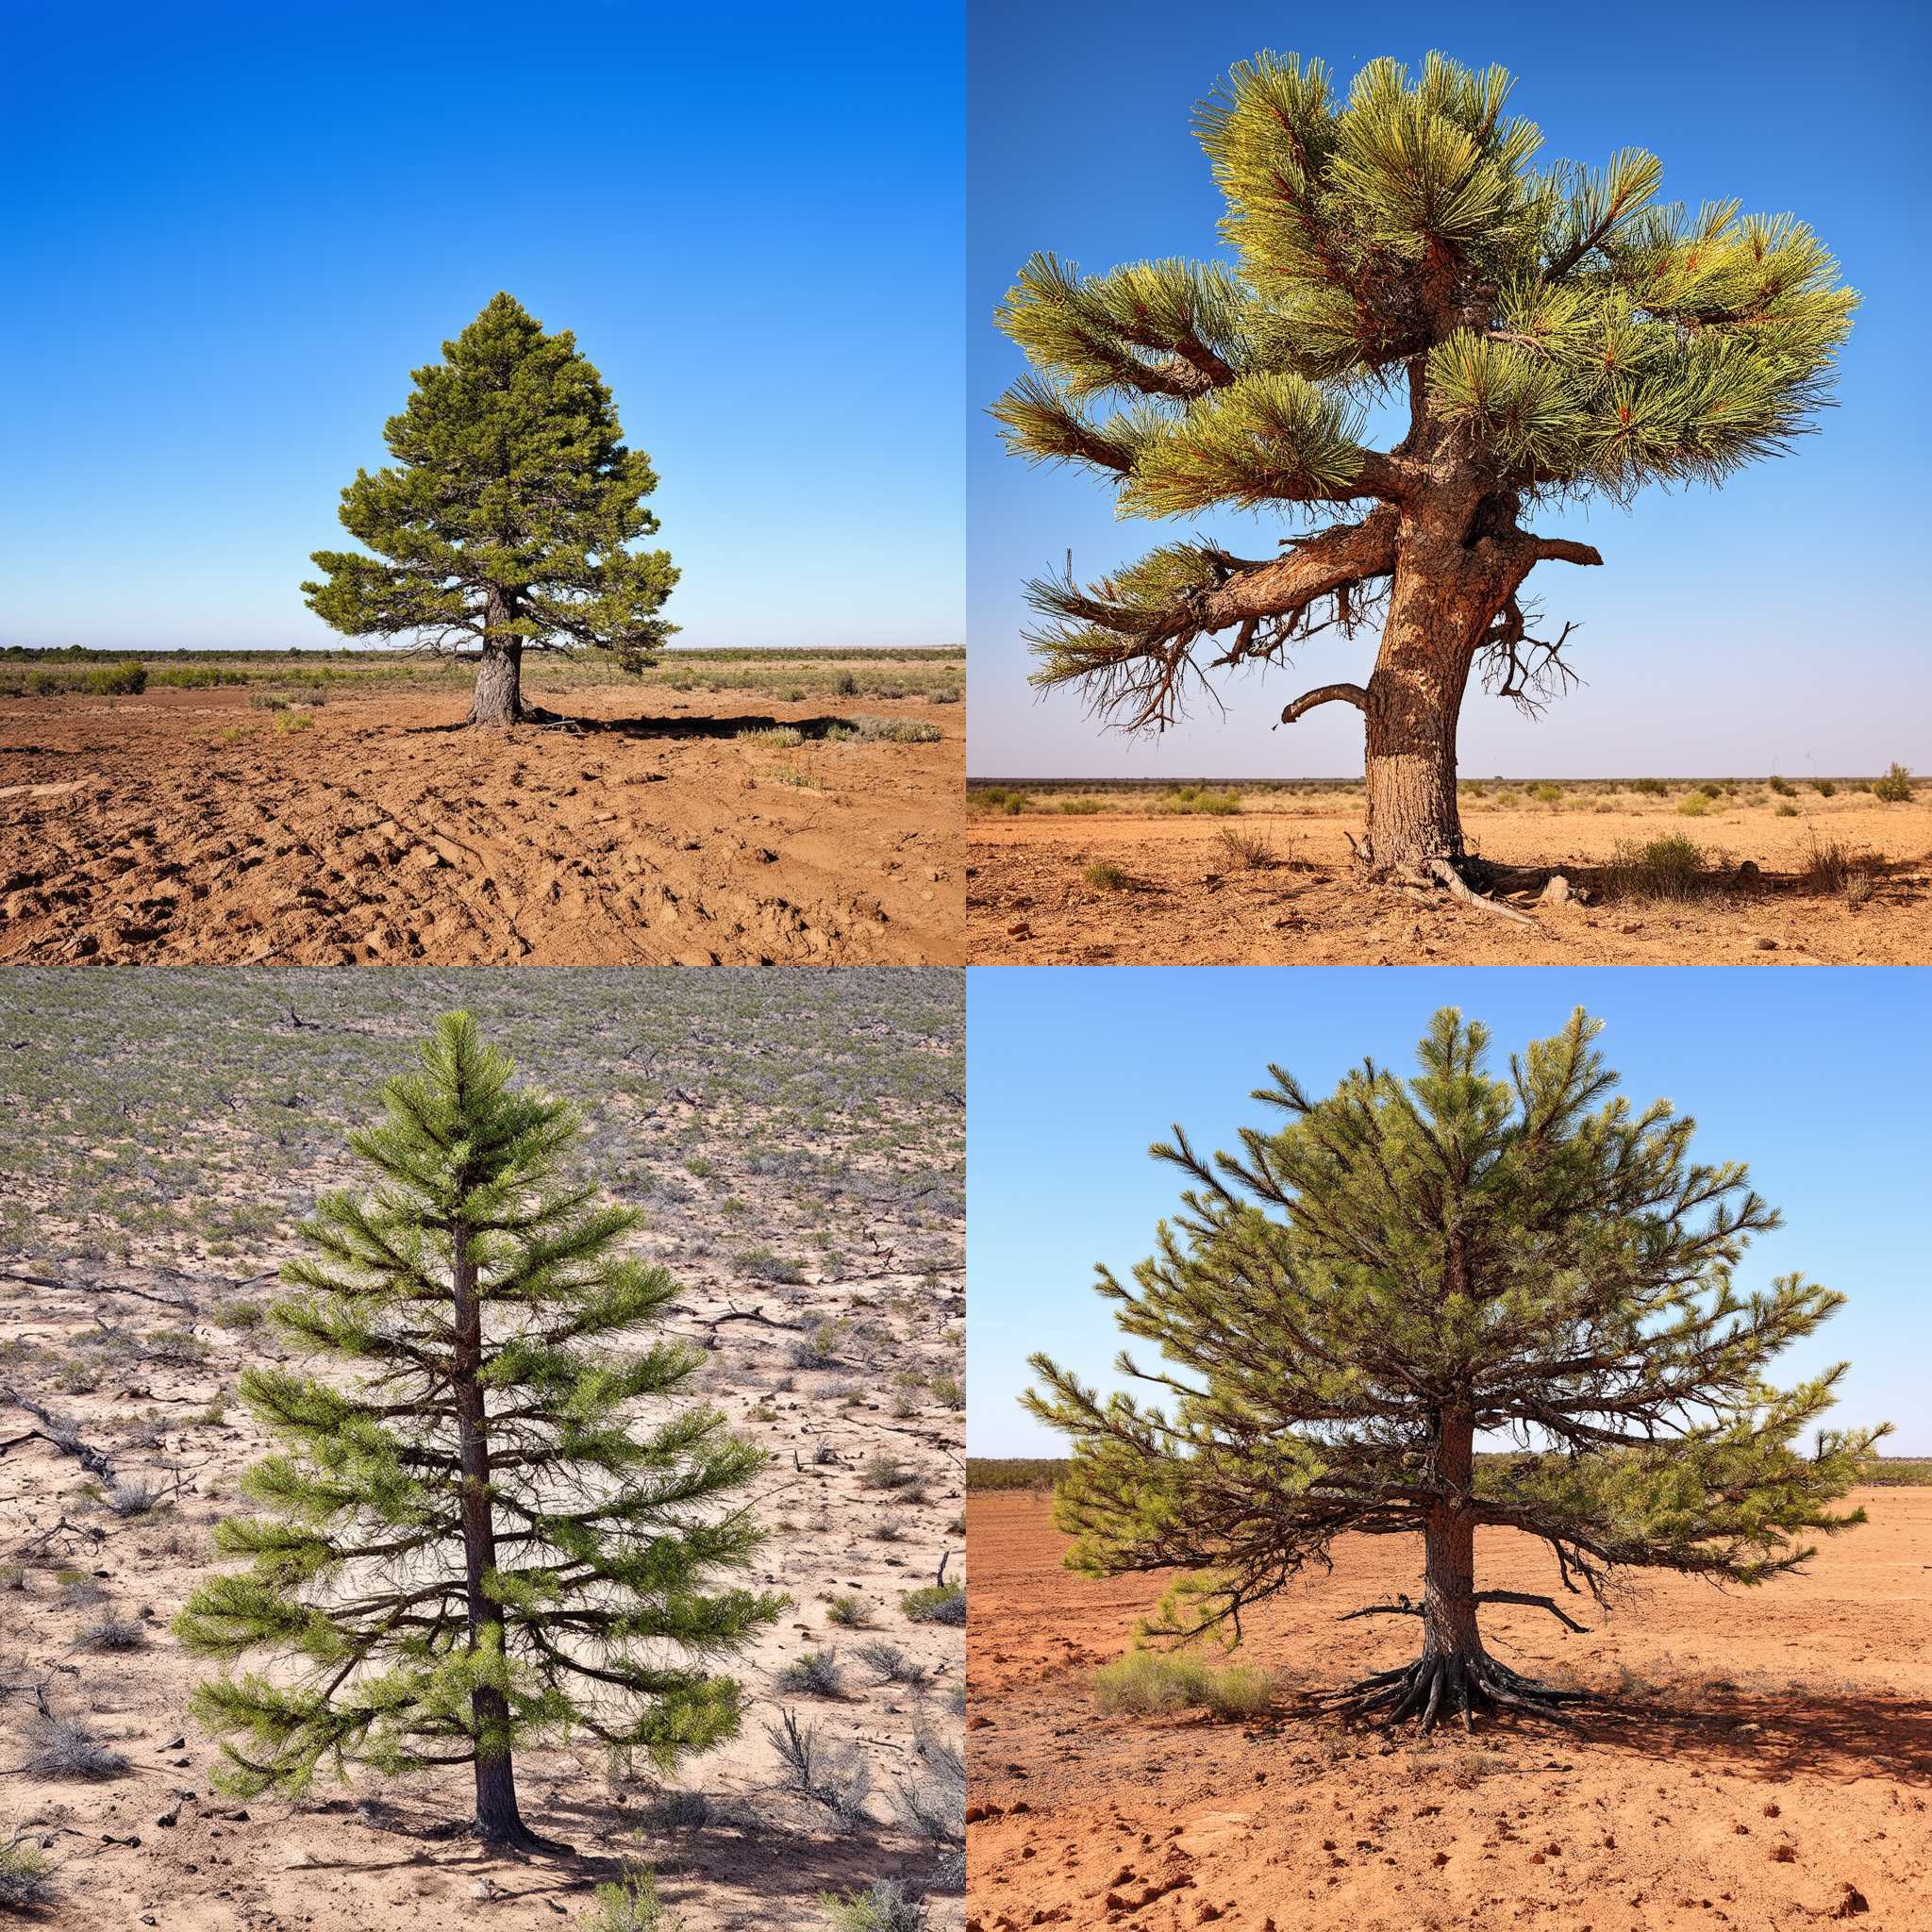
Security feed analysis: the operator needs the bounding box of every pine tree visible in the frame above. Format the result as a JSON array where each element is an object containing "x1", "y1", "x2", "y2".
[
  {"x1": 175, "y1": 1013, "x2": 782, "y2": 1849},
  {"x1": 304, "y1": 293, "x2": 677, "y2": 726},
  {"x1": 995, "y1": 54, "x2": 1855, "y2": 887},
  {"x1": 1026, "y1": 1008, "x2": 1887, "y2": 1732}
]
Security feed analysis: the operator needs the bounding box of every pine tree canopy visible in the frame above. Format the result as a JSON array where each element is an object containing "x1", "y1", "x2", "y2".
[
  {"x1": 1026, "y1": 1009, "x2": 1887, "y2": 1650},
  {"x1": 993, "y1": 53, "x2": 1857, "y2": 734},
  {"x1": 175, "y1": 1013, "x2": 783, "y2": 1806},
  {"x1": 303, "y1": 292, "x2": 677, "y2": 675}
]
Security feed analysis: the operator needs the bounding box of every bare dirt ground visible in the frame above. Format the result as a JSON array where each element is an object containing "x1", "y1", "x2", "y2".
[
  {"x1": 967, "y1": 788, "x2": 1932, "y2": 964},
  {"x1": 0, "y1": 677, "x2": 962, "y2": 966},
  {"x1": 0, "y1": 971, "x2": 965, "y2": 1930},
  {"x1": 967, "y1": 1490, "x2": 1930, "y2": 1932}
]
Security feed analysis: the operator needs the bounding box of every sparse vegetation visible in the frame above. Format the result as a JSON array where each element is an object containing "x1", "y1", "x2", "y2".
[
  {"x1": 900, "y1": 1582, "x2": 966, "y2": 1625},
  {"x1": 1874, "y1": 761, "x2": 1914, "y2": 803},
  {"x1": 1601, "y1": 834, "x2": 1715, "y2": 903},
  {"x1": 1091, "y1": 1650, "x2": 1276, "y2": 1720},
  {"x1": 1082, "y1": 861, "x2": 1130, "y2": 891}
]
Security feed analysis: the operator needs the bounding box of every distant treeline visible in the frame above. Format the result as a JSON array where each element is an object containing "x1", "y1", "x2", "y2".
[
  {"x1": 969, "y1": 1454, "x2": 1931, "y2": 1492},
  {"x1": 2, "y1": 643, "x2": 963, "y2": 664}
]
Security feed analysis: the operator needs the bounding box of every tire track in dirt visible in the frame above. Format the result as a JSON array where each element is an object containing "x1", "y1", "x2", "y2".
[{"x1": 0, "y1": 686, "x2": 963, "y2": 964}]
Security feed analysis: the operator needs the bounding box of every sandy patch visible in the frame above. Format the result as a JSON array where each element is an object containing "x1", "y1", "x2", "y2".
[{"x1": 967, "y1": 1489, "x2": 1930, "y2": 1932}]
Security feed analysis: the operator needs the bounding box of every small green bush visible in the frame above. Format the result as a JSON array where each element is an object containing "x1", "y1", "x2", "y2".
[
  {"x1": 1873, "y1": 762, "x2": 1914, "y2": 803},
  {"x1": 738, "y1": 724, "x2": 804, "y2": 749},
  {"x1": 1082, "y1": 861, "x2": 1130, "y2": 891},
  {"x1": 1603, "y1": 834, "x2": 1711, "y2": 904},
  {"x1": 1091, "y1": 1650, "x2": 1276, "y2": 1720},
  {"x1": 85, "y1": 660, "x2": 147, "y2": 696},
  {"x1": 1769, "y1": 774, "x2": 1796, "y2": 797},
  {"x1": 0, "y1": 1835, "x2": 54, "y2": 1909},
  {"x1": 1811, "y1": 777, "x2": 1837, "y2": 796},
  {"x1": 1529, "y1": 781, "x2": 1563, "y2": 806},
  {"x1": 900, "y1": 1583, "x2": 965, "y2": 1625},
  {"x1": 1630, "y1": 776, "x2": 1670, "y2": 796},
  {"x1": 1674, "y1": 792, "x2": 1709, "y2": 817}
]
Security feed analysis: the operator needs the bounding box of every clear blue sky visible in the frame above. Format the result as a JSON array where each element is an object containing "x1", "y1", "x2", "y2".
[
  {"x1": 1, "y1": 0, "x2": 962, "y2": 653},
  {"x1": 968, "y1": 968, "x2": 1930, "y2": 1457},
  {"x1": 968, "y1": 0, "x2": 1932, "y2": 777}
]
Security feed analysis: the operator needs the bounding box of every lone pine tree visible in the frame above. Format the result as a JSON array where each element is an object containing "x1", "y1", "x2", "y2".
[
  {"x1": 175, "y1": 1013, "x2": 782, "y2": 1848},
  {"x1": 1026, "y1": 1008, "x2": 1885, "y2": 1732},
  {"x1": 995, "y1": 54, "x2": 1855, "y2": 885},
  {"x1": 304, "y1": 292, "x2": 676, "y2": 726}
]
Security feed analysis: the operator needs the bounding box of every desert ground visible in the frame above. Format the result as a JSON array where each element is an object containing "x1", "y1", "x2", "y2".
[
  {"x1": 0, "y1": 970, "x2": 965, "y2": 1931},
  {"x1": 0, "y1": 649, "x2": 963, "y2": 967},
  {"x1": 967, "y1": 1485, "x2": 1930, "y2": 1932},
  {"x1": 967, "y1": 779, "x2": 1932, "y2": 965}
]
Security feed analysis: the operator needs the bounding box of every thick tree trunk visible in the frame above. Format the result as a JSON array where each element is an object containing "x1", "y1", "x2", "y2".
[
  {"x1": 1331, "y1": 1408, "x2": 1586, "y2": 1731},
  {"x1": 451, "y1": 1221, "x2": 529, "y2": 1846},
  {"x1": 1357, "y1": 558, "x2": 1479, "y2": 874},
  {"x1": 468, "y1": 585, "x2": 524, "y2": 726}
]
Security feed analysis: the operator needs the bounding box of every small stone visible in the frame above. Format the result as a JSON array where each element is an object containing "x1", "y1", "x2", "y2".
[
  {"x1": 1756, "y1": 937, "x2": 1777, "y2": 950},
  {"x1": 155, "y1": 1807, "x2": 179, "y2": 1828}
]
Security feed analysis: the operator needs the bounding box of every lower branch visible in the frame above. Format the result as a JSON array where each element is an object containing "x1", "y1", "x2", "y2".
[{"x1": 1279, "y1": 682, "x2": 1369, "y2": 726}]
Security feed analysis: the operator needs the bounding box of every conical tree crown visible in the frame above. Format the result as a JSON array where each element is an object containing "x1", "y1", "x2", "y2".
[
  {"x1": 304, "y1": 295, "x2": 677, "y2": 669},
  {"x1": 176, "y1": 1013, "x2": 783, "y2": 1798},
  {"x1": 1026, "y1": 1008, "x2": 1887, "y2": 1639}
]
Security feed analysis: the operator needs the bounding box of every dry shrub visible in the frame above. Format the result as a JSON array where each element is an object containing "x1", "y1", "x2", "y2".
[
  {"x1": 1601, "y1": 835, "x2": 1715, "y2": 903},
  {"x1": 1091, "y1": 1650, "x2": 1276, "y2": 1720},
  {"x1": 1215, "y1": 827, "x2": 1278, "y2": 871}
]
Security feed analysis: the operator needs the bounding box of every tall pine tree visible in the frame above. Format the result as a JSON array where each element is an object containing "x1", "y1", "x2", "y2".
[
  {"x1": 175, "y1": 1013, "x2": 782, "y2": 1849},
  {"x1": 1027, "y1": 1008, "x2": 1886, "y2": 1732},
  {"x1": 995, "y1": 54, "x2": 1855, "y2": 891},
  {"x1": 304, "y1": 293, "x2": 676, "y2": 726}
]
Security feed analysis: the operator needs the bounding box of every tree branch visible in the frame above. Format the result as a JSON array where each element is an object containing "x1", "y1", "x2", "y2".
[
  {"x1": 1279, "y1": 682, "x2": 1369, "y2": 726},
  {"x1": 1524, "y1": 536, "x2": 1604, "y2": 567},
  {"x1": 1474, "y1": 1589, "x2": 1589, "y2": 1634}
]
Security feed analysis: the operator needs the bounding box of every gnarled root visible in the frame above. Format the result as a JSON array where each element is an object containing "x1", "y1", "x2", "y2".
[{"x1": 1318, "y1": 1649, "x2": 1589, "y2": 1734}]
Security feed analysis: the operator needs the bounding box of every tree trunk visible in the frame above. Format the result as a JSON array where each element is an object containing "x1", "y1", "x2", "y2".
[
  {"x1": 1335, "y1": 1406, "x2": 1583, "y2": 1731},
  {"x1": 468, "y1": 586, "x2": 524, "y2": 726},
  {"x1": 452, "y1": 1220, "x2": 527, "y2": 1845},
  {"x1": 1357, "y1": 558, "x2": 1479, "y2": 874}
]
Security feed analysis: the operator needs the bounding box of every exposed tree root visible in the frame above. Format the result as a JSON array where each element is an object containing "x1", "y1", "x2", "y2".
[
  {"x1": 1320, "y1": 1649, "x2": 1590, "y2": 1734},
  {"x1": 1351, "y1": 841, "x2": 1545, "y2": 927}
]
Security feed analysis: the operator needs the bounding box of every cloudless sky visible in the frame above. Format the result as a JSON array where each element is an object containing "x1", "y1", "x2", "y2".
[
  {"x1": 1, "y1": 0, "x2": 962, "y2": 652},
  {"x1": 969, "y1": 968, "x2": 1931, "y2": 1456},
  {"x1": 968, "y1": 0, "x2": 1931, "y2": 776}
]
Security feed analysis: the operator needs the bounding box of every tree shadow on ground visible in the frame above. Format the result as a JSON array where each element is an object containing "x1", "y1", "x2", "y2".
[
  {"x1": 300, "y1": 1788, "x2": 942, "y2": 1917},
  {"x1": 1267, "y1": 1681, "x2": 1932, "y2": 1785},
  {"x1": 562, "y1": 712, "x2": 859, "y2": 742},
  {"x1": 1575, "y1": 1686, "x2": 1932, "y2": 1784}
]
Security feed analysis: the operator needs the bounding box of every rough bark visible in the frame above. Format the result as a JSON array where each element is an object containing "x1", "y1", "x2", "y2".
[
  {"x1": 452, "y1": 1219, "x2": 529, "y2": 1846},
  {"x1": 1354, "y1": 530, "x2": 1513, "y2": 875},
  {"x1": 468, "y1": 585, "x2": 525, "y2": 727},
  {"x1": 1330, "y1": 1410, "x2": 1588, "y2": 1731}
]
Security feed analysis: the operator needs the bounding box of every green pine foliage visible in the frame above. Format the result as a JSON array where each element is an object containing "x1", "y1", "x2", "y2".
[
  {"x1": 175, "y1": 1014, "x2": 783, "y2": 1821},
  {"x1": 1026, "y1": 1009, "x2": 1886, "y2": 1658},
  {"x1": 303, "y1": 293, "x2": 676, "y2": 680},
  {"x1": 994, "y1": 53, "x2": 1855, "y2": 730}
]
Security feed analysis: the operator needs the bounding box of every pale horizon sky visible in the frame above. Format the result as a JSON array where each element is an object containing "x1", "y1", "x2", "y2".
[
  {"x1": 969, "y1": 968, "x2": 1930, "y2": 1459},
  {"x1": 968, "y1": 0, "x2": 1932, "y2": 779},
  {"x1": 1, "y1": 1, "x2": 963, "y2": 656}
]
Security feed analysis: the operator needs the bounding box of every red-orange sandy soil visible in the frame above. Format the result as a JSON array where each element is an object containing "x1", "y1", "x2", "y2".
[
  {"x1": 967, "y1": 1490, "x2": 1931, "y2": 1932},
  {"x1": 0, "y1": 682, "x2": 962, "y2": 965},
  {"x1": 967, "y1": 788, "x2": 1932, "y2": 964}
]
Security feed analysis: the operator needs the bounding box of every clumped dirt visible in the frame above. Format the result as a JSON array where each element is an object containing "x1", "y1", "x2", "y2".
[
  {"x1": 968, "y1": 792, "x2": 1932, "y2": 964},
  {"x1": 967, "y1": 1490, "x2": 1930, "y2": 1932},
  {"x1": 0, "y1": 682, "x2": 962, "y2": 965},
  {"x1": 0, "y1": 971, "x2": 965, "y2": 1930}
]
